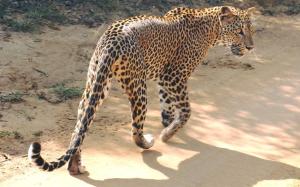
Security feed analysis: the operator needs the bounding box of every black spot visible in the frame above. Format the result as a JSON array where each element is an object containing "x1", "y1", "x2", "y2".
[
  {"x1": 124, "y1": 78, "x2": 130, "y2": 84},
  {"x1": 68, "y1": 148, "x2": 77, "y2": 155},
  {"x1": 81, "y1": 118, "x2": 88, "y2": 131},
  {"x1": 132, "y1": 110, "x2": 137, "y2": 119},
  {"x1": 48, "y1": 165, "x2": 54, "y2": 171},
  {"x1": 132, "y1": 122, "x2": 139, "y2": 129},
  {"x1": 162, "y1": 111, "x2": 170, "y2": 120},
  {"x1": 58, "y1": 160, "x2": 65, "y2": 168},
  {"x1": 108, "y1": 47, "x2": 113, "y2": 53},
  {"x1": 130, "y1": 99, "x2": 134, "y2": 106},
  {"x1": 112, "y1": 51, "x2": 116, "y2": 58},
  {"x1": 50, "y1": 161, "x2": 58, "y2": 168},
  {"x1": 89, "y1": 97, "x2": 96, "y2": 106},
  {"x1": 93, "y1": 84, "x2": 100, "y2": 93},
  {"x1": 66, "y1": 149, "x2": 72, "y2": 155},
  {"x1": 87, "y1": 107, "x2": 95, "y2": 119},
  {"x1": 31, "y1": 154, "x2": 40, "y2": 159},
  {"x1": 97, "y1": 76, "x2": 104, "y2": 83},
  {"x1": 181, "y1": 108, "x2": 189, "y2": 113},
  {"x1": 64, "y1": 155, "x2": 70, "y2": 161},
  {"x1": 74, "y1": 138, "x2": 81, "y2": 147},
  {"x1": 100, "y1": 65, "x2": 107, "y2": 73},
  {"x1": 101, "y1": 92, "x2": 105, "y2": 99},
  {"x1": 35, "y1": 157, "x2": 44, "y2": 166},
  {"x1": 42, "y1": 162, "x2": 49, "y2": 170},
  {"x1": 79, "y1": 124, "x2": 87, "y2": 134}
]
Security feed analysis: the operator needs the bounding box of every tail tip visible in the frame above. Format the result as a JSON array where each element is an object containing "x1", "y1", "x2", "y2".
[{"x1": 31, "y1": 142, "x2": 41, "y2": 153}]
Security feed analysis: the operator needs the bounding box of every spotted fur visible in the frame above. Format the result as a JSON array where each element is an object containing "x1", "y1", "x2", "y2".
[{"x1": 28, "y1": 6, "x2": 255, "y2": 174}]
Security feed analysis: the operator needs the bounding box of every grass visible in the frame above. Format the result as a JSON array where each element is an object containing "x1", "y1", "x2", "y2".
[
  {"x1": 5, "y1": 19, "x2": 37, "y2": 32},
  {"x1": 1, "y1": 0, "x2": 299, "y2": 32},
  {"x1": 76, "y1": 0, "x2": 120, "y2": 10},
  {"x1": 52, "y1": 84, "x2": 83, "y2": 101},
  {"x1": 32, "y1": 131, "x2": 43, "y2": 137},
  {"x1": 0, "y1": 1, "x2": 66, "y2": 32},
  {"x1": 26, "y1": 5, "x2": 66, "y2": 24},
  {"x1": 0, "y1": 2, "x2": 6, "y2": 19},
  {"x1": 0, "y1": 130, "x2": 23, "y2": 139},
  {"x1": 0, "y1": 131, "x2": 12, "y2": 138},
  {"x1": 100, "y1": 0, "x2": 120, "y2": 10},
  {"x1": 0, "y1": 92, "x2": 24, "y2": 103},
  {"x1": 0, "y1": 0, "x2": 121, "y2": 32}
]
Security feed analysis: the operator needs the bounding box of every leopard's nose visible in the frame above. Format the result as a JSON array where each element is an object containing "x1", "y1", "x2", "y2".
[{"x1": 246, "y1": 45, "x2": 254, "y2": 50}]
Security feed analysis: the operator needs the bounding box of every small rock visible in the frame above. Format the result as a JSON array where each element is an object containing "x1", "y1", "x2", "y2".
[{"x1": 33, "y1": 38, "x2": 42, "y2": 42}]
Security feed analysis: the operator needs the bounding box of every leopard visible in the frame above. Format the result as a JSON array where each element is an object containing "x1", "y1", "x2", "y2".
[{"x1": 28, "y1": 6, "x2": 255, "y2": 175}]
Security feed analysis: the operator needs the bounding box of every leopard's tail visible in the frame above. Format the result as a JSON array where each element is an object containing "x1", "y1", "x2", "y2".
[{"x1": 28, "y1": 50, "x2": 115, "y2": 172}]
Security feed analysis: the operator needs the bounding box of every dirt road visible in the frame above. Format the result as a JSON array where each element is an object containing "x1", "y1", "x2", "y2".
[{"x1": 0, "y1": 15, "x2": 300, "y2": 187}]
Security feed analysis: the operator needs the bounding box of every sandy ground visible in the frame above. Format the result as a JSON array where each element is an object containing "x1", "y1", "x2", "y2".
[{"x1": 0, "y1": 15, "x2": 300, "y2": 187}]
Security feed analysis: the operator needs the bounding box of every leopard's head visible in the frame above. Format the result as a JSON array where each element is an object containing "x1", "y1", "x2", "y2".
[{"x1": 219, "y1": 6, "x2": 255, "y2": 56}]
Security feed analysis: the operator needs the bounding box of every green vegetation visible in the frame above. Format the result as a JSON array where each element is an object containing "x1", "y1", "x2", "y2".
[
  {"x1": 32, "y1": 131, "x2": 43, "y2": 137},
  {"x1": 52, "y1": 83, "x2": 83, "y2": 101},
  {"x1": 5, "y1": 19, "x2": 36, "y2": 32},
  {"x1": 0, "y1": 130, "x2": 11, "y2": 138},
  {"x1": 0, "y1": 1, "x2": 66, "y2": 32},
  {"x1": 0, "y1": 92, "x2": 24, "y2": 103},
  {"x1": 0, "y1": 130, "x2": 22, "y2": 139},
  {"x1": 0, "y1": 0, "x2": 299, "y2": 32},
  {"x1": 98, "y1": 0, "x2": 120, "y2": 10},
  {"x1": 26, "y1": 5, "x2": 65, "y2": 23}
]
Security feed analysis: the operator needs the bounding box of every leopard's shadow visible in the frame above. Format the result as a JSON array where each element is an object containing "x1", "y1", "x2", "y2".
[{"x1": 74, "y1": 132, "x2": 300, "y2": 187}]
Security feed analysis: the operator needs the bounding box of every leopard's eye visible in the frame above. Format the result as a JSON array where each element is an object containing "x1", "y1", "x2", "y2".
[{"x1": 238, "y1": 29, "x2": 244, "y2": 36}]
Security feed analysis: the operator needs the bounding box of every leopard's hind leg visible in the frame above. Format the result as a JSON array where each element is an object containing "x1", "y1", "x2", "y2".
[
  {"x1": 128, "y1": 77, "x2": 154, "y2": 149},
  {"x1": 113, "y1": 54, "x2": 154, "y2": 149}
]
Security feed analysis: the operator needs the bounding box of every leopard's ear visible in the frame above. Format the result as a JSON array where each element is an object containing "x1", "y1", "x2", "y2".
[
  {"x1": 220, "y1": 6, "x2": 236, "y2": 25},
  {"x1": 245, "y1": 7, "x2": 261, "y2": 16},
  {"x1": 246, "y1": 7, "x2": 257, "y2": 15}
]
